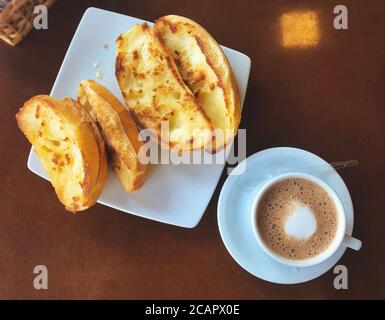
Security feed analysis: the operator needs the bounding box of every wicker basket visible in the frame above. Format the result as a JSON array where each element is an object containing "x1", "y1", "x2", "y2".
[{"x1": 0, "y1": 0, "x2": 55, "y2": 46}]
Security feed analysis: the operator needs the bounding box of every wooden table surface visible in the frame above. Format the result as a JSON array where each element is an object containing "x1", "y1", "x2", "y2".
[{"x1": 1, "y1": 0, "x2": 384, "y2": 299}]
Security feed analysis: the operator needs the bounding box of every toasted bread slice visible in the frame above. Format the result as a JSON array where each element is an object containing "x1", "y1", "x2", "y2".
[
  {"x1": 16, "y1": 95, "x2": 107, "y2": 212},
  {"x1": 155, "y1": 15, "x2": 241, "y2": 152},
  {"x1": 78, "y1": 80, "x2": 147, "y2": 192},
  {"x1": 115, "y1": 23, "x2": 212, "y2": 153}
]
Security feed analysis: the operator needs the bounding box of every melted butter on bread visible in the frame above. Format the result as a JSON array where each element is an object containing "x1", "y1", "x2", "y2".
[
  {"x1": 16, "y1": 96, "x2": 107, "y2": 212},
  {"x1": 115, "y1": 23, "x2": 212, "y2": 153},
  {"x1": 155, "y1": 15, "x2": 241, "y2": 152},
  {"x1": 78, "y1": 80, "x2": 147, "y2": 192}
]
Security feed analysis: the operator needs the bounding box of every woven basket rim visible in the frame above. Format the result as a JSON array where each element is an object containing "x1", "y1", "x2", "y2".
[{"x1": 0, "y1": 0, "x2": 55, "y2": 46}]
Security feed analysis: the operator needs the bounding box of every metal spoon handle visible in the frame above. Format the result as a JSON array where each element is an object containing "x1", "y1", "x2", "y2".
[{"x1": 236, "y1": 160, "x2": 358, "y2": 191}]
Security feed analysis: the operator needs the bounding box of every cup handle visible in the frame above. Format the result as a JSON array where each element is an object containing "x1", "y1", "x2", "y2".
[{"x1": 342, "y1": 235, "x2": 362, "y2": 251}]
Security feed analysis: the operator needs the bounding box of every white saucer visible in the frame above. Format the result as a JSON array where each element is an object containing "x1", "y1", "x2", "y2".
[{"x1": 217, "y1": 147, "x2": 354, "y2": 284}]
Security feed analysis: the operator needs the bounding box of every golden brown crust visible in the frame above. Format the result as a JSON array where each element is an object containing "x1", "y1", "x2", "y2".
[
  {"x1": 64, "y1": 98, "x2": 107, "y2": 206},
  {"x1": 155, "y1": 15, "x2": 241, "y2": 152},
  {"x1": 115, "y1": 23, "x2": 213, "y2": 153},
  {"x1": 78, "y1": 80, "x2": 147, "y2": 192},
  {"x1": 16, "y1": 95, "x2": 107, "y2": 212},
  {"x1": 154, "y1": 29, "x2": 213, "y2": 127}
]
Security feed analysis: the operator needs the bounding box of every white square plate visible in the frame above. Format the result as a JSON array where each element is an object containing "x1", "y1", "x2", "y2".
[{"x1": 27, "y1": 7, "x2": 251, "y2": 228}]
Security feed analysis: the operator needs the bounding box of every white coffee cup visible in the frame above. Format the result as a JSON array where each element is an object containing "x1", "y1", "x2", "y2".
[{"x1": 251, "y1": 172, "x2": 362, "y2": 268}]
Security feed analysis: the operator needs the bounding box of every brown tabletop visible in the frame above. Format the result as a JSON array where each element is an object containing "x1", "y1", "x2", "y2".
[{"x1": 1, "y1": 0, "x2": 384, "y2": 299}]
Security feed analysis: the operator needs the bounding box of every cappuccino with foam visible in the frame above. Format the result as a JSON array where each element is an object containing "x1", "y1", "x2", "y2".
[{"x1": 256, "y1": 178, "x2": 338, "y2": 260}]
